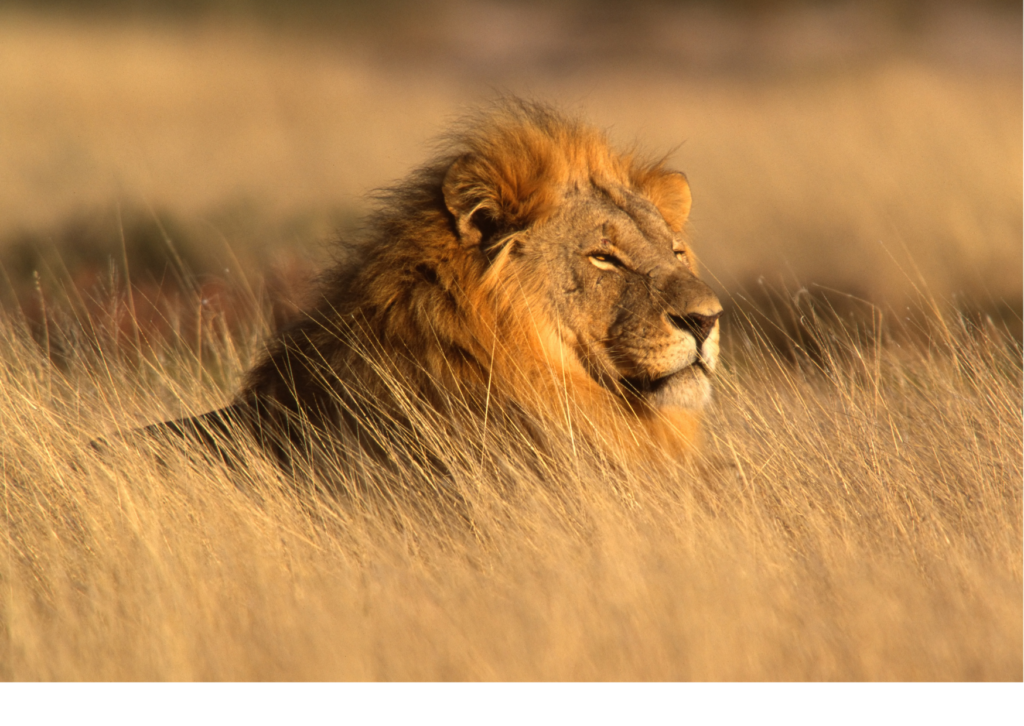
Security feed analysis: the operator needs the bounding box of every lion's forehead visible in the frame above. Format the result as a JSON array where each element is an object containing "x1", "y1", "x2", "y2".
[
  {"x1": 607, "y1": 187, "x2": 678, "y2": 245},
  {"x1": 546, "y1": 187, "x2": 676, "y2": 256}
]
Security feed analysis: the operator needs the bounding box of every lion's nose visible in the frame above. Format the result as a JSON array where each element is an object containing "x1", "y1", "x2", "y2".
[{"x1": 668, "y1": 311, "x2": 722, "y2": 347}]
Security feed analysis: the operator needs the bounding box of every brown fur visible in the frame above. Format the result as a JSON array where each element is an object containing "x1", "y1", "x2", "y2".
[{"x1": 184, "y1": 100, "x2": 723, "y2": 465}]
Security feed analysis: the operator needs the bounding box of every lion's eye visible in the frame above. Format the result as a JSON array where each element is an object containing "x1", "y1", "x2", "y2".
[
  {"x1": 674, "y1": 250, "x2": 688, "y2": 263},
  {"x1": 588, "y1": 253, "x2": 623, "y2": 271}
]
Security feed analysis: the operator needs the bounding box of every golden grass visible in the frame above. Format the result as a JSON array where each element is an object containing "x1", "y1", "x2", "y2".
[{"x1": 0, "y1": 288, "x2": 1019, "y2": 681}]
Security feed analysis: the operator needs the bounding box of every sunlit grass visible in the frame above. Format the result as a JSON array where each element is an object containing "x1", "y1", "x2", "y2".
[{"x1": 1, "y1": 286, "x2": 1019, "y2": 681}]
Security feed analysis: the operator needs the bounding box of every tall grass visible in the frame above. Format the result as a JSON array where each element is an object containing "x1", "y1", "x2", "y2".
[{"x1": 0, "y1": 284, "x2": 1019, "y2": 681}]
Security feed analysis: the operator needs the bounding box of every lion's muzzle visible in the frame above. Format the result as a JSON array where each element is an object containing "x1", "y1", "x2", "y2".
[{"x1": 668, "y1": 311, "x2": 722, "y2": 349}]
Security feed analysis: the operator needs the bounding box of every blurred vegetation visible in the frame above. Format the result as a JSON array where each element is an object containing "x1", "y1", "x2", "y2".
[
  {"x1": 14, "y1": 0, "x2": 1022, "y2": 12},
  {"x1": 0, "y1": 204, "x2": 349, "y2": 294},
  {"x1": 12, "y1": 0, "x2": 1020, "y2": 28},
  {"x1": 0, "y1": 205, "x2": 356, "y2": 371},
  {"x1": 1, "y1": 0, "x2": 1018, "y2": 354}
]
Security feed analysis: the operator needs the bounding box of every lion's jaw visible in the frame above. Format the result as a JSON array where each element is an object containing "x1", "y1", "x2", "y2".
[{"x1": 617, "y1": 321, "x2": 720, "y2": 411}]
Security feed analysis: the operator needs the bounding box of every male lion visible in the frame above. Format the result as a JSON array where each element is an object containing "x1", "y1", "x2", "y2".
[{"x1": 148, "y1": 100, "x2": 723, "y2": 466}]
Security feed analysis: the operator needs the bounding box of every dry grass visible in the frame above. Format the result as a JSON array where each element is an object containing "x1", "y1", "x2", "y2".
[{"x1": 0, "y1": 285, "x2": 1019, "y2": 681}]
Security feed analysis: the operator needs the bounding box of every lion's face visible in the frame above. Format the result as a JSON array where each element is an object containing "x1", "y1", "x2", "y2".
[
  {"x1": 514, "y1": 181, "x2": 722, "y2": 411},
  {"x1": 440, "y1": 113, "x2": 722, "y2": 415}
]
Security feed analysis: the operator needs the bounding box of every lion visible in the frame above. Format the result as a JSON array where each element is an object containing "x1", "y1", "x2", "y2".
[{"x1": 144, "y1": 100, "x2": 723, "y2": 468}]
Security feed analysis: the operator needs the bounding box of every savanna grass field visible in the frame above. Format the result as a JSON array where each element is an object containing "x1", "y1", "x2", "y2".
[{"x1": 0, "y1": 1, "x2": 1021, "y2": 681}]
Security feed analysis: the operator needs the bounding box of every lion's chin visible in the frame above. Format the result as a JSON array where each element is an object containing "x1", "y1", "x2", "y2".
[{"x1": 623, "y1": 365, "x2": 712, "y2": 412}]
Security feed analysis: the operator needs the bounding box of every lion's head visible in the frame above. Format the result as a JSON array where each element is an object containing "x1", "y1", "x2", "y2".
[
  {"x1": 438, "y1": 103, "x2": 722, "y2": 418},
  {"x1": 241, "y1": 100, "x2": 722, "y2": 457}
]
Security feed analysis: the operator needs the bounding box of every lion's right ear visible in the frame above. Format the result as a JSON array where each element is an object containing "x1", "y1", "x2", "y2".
[
  {"x1": 442, "y1": 154, "x2": 494, "y2": 248},
  {"x1": 645, "y1": 171, "x2": 692, "y2": 234},
  {"x1": 632, "y1": 167, "x2": 692, "y2": 234}
]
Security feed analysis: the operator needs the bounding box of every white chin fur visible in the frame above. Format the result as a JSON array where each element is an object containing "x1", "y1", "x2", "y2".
[{"x1": 648, "y1": 367, "x2": 712, "y2": 411}]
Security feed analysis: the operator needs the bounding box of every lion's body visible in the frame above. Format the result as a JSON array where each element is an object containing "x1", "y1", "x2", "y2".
[{"x1": 175, "y1": 101, "x2": 723, "y2": 465}]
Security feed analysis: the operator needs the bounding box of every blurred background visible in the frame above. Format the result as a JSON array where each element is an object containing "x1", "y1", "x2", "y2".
[{"x1": 1, "y1": 0, "x2": 1020, "y2": 346}]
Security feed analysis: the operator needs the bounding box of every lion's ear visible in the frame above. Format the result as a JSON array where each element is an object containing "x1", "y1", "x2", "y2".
[
  {"x1": 443, "y1": 150, "x2": 556, "y2": 248},
  {"x1": 645, "y1": 171, "x2": 692, "y2": 234},
  {"x1": 442, "y1": 154, "x2": 493, "y2": 248}
]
